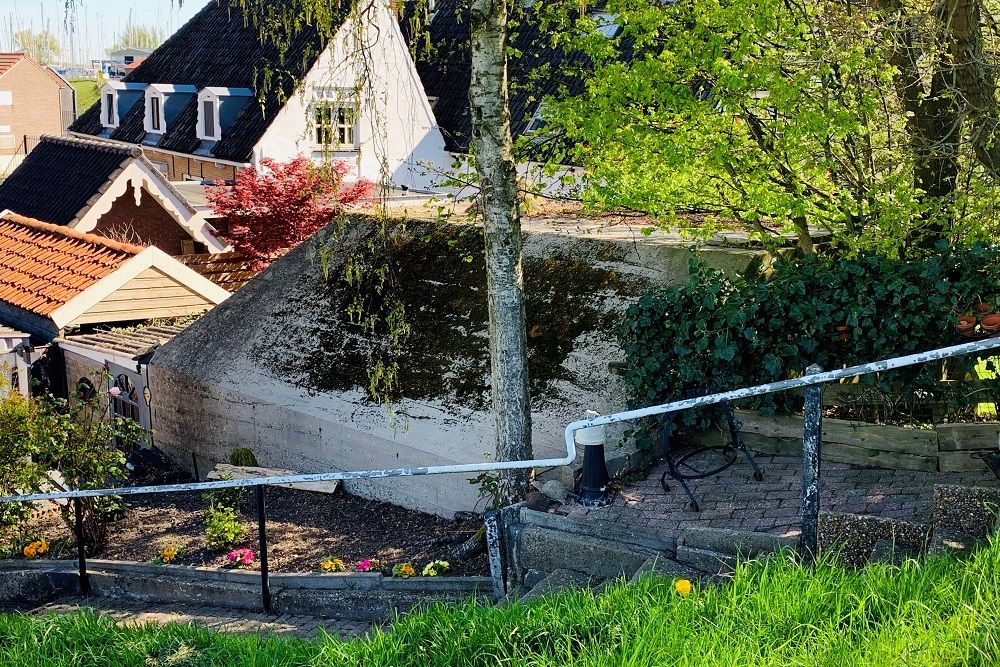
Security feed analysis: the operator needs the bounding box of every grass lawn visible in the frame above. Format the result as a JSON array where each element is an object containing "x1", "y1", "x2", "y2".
[
  {"x1": 70, "y1": 79, "x2": 99, "y2": 112},
  {"x1": 2, "y1": 539, "x2": 998, "y2": 666}
]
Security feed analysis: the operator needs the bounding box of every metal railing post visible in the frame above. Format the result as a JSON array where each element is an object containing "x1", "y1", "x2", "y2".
[
  {"x1": 74, "y1": 498, "x2": 91, "y2": 595},
  {"x1": 255, "y1": 485, "x2": 272, "y2": 614},
  {"x1": 800, "y1": 364, "x2": 824, "y2": 565}
]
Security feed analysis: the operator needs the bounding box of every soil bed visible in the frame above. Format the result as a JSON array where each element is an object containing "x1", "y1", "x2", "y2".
[{"x1": 11, "y1": 487, "x2": 487, "y2": 576}]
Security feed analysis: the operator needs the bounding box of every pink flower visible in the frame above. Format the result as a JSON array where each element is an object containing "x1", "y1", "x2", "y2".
[
  {"x1": 227, "y1": 548, "x2": 254, "y2": 567},
  {"x1": 356, "y1": 559, "x2": 373, "y2": 572},
  {"x1": 109, "y1": 387, "x2": 122, "y2": 397}
]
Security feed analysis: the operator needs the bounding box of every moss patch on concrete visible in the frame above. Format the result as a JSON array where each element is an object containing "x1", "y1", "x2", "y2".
[{"x1": 292, "y1": 222, "x2": 644, "y2": 410}]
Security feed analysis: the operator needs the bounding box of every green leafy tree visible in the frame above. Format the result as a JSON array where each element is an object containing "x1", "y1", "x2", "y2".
[
  {"x1": 14, "y1": 30, "x2": 59, "y2": 63},
  {"x1": 540, "y1": 0, "x2": 1000, "y2": 255},
  {"x1": 109, "y1": 25, "x2": 165, "y2": 52}
]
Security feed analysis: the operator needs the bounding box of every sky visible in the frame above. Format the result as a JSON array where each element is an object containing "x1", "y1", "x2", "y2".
[{"x1": 0, "y1": 0, "x2": 203, "y2": 63}]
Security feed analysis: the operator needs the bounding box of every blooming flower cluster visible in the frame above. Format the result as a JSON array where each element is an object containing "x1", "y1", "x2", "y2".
[
  {"x1": 159, "y1": 546, "x2": 179, "y2": 565},
  {"x1": 320, "y1": 557, "x2": 347, "y2": 573},
  {"x1": 392, "y1": 563, "x2": 416, "y2": 578},
  {"x1": 422, "y1": 560, "x2": 451, "y2": 577},
  {"x1": 674, "y1": 579, "x2": 693, "y2": 597},
  {"x1": 355, "y1": 559, "x2": 382, "y2": 573},
  {"x1": 22, "y1": 540, "x2": 48, "y2": 560},
  {"x1": 227, "y1": 548, "x2": 255, "y2": 568}
]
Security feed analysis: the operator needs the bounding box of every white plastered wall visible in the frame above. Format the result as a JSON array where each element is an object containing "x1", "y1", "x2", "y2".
[{"x1": 252, "y1": 2, "x2": 449, "y2": 191}]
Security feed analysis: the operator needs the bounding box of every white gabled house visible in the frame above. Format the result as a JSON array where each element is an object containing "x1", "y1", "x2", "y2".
[{"x1": 68, "y1": 0, "x2": 589, "y2": 198}]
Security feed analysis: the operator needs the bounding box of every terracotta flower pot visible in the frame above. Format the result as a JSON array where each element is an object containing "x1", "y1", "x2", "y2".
[
  {"x1": 956, "y1": 315, "x2": 978, "y2": 337},
  {"x1": 975, "y1": 301, "x2": 993, "y2": 314},
  {"x1": 981, "y1": 313, "x2": 1000, "y2": 335}
]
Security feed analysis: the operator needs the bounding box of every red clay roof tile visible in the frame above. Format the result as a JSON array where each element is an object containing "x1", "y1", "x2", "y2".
[{"x1": 0, "y1": 213, "x2": 142, "y2": 317}]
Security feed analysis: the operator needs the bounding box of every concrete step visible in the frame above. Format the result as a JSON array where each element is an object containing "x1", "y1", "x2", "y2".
[
  {"x1": 674, "y1": 546, "x2": 737, "y2": 576},
  {"x1": 679, "y1": 526, "x2": 798, "y2": 559},
  {"x1": 517, "y1": 525, "x2": 659, "y2": 581},
  {"x1": 518, "y1": 569, "x2": 593, "y2": 604},
  {"x1": 928, "y1": 527, "x2": 983, "y2": 558},
  {"x1": 628, "y1": 555, "x2": 700, "y2": 584}
]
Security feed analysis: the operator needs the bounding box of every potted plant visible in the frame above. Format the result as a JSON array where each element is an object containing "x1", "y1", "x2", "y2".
[
  {"x1": 956, "y1": 314, "x2": 978, "y2": 337},
  {"x1": 981, "y1": 313, "x2": 1000, "y2": 335}
]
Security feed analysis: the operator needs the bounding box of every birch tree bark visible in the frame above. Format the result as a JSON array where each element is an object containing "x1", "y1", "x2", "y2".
[{"x1": 468, "y1": 0, "x2": 533, "y2": 505}]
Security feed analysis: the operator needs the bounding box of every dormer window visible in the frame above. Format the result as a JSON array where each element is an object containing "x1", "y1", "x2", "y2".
[
  {"x1": 194, "y1": 87, "x2": 252, "y2": 144},
  {"x1": 101, "y1": 82, "x2": 146, "y2": 130},
  {"x1": 103, "y1": 92, "x2": 117, "y2": 127}
]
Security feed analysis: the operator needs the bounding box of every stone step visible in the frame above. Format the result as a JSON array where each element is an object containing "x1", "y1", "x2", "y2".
[
  {"x1": 674, "y1": 546, "x2": 737, "y2": 576},
  {"x1": 518, "y1": 569, "x2": 593, "y2": 604},
  {"x1": 516, "y1": 525, "x2": 659, "y2": 581},
  {"x1": 679, "y1": 526, "x2": 798, "y2": 559},
  {"x1": 932, "y1": 485, "x2": 1000, "y2": 539},
  {"x1": 628, "y1": 555, "x2": 700, "y2": 584},
  {"x1": 928, "y1": 527, "x2": 983, "y2": 557}
]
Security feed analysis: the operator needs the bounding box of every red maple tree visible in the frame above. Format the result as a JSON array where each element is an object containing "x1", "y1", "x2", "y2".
[{"x1": 207, "y1": 156, "x2": 375, "y2": 269}]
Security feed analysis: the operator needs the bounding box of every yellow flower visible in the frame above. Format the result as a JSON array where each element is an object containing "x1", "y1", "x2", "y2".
[
  {"x1": 320, "y1": 558, "x2": 347, "y2": 573},
  {"x1": 23, "y1": 540, "x2": 47, "y2": 560},
  {"x1": 161, "y1": 547, "x2": 179, "y2": 564},
  {"x1": 674, "y1": 579, "x2": 693, "y2": 597},
  {"x1": 392, "y1": 563, "x2": 416, "y2": 578}
]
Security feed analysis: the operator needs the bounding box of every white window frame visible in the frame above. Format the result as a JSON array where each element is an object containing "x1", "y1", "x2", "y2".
[
  {"x1": 311, "y1": 88, "x2": 360, "y2": 151},
  {"x1": 145, "y1": 91, "x2": 165, "y2": 134},
  {"x1": 525, "y1": 103, "x2": 547, "y2": 134},
  {"x1": 197, "y1": 90, "x2": 222, "y2": 141},
  {"x1": 102, "y1": 90, "x2": 118, "y2": 128},
  {"x1": 591, "y1": 12, "x2": 622, "y2": 39}
]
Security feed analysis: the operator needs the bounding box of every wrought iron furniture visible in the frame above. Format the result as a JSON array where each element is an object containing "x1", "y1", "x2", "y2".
[{"x1": 658, "y1": 391, "x2": 763, "y2": 511}]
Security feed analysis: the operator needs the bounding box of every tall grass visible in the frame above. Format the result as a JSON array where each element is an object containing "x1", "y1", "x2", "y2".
[{"x1": 2, "y1": 539, "x2": 998, "y2": 666}]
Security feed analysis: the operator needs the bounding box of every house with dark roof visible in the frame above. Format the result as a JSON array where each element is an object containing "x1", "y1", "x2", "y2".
[
  {"x1": 69, "y1": 0, "x2": 447, "y2": 191},
  {"x1": 0, "y1": 52, "x2": 76, "y2": 175},
  {"x1": 0, "y1": 135, "x2": 227, "y2": 255}
]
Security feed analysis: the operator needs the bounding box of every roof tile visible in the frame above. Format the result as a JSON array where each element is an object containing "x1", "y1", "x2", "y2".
[{"x1": 0, "y1": 213, "x2": 141, "y2": 317}]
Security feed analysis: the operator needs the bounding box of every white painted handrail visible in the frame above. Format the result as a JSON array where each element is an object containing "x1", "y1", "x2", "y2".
[{"x1": 3, "y1": 336, "x2": 1000, "y2": 505}]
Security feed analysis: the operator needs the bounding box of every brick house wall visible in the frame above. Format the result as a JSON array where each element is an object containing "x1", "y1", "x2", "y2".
[
  {"x1": 144, "y1": 148, "x2": 240, "y2": 182},
  {"x1": 0, "y1": 59, "x2": 67, "y2": 156},
  {"x1": 90, "y1": 187, "x2": 201, "y2": 255}
]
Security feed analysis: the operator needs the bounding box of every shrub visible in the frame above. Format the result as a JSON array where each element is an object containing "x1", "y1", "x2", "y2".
[
  {"x1": 228, "y1": 448, "x2": 259, "y2": 468},
  {"x1": 0, "y1": 376, "x2": 144, "y2": 554},
  {"x1": 619, "y1": 245, "x2": 1000, "y2": 430},
  {"x1": 204, "y1": 505, "x2": 247, "y2": 550}
]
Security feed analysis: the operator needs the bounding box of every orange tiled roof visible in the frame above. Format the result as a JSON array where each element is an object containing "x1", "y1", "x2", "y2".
[
  {"x1": 0, "y1": 53, "x2": 25, "y2": 77},
  {"x1": 0, "y1": 213, "x2": 142, "y2": 317}
]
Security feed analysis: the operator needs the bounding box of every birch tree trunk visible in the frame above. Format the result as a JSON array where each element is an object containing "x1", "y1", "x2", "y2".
[{"x1": 468, "y1": 0, "x2": 533, "y2": 505}]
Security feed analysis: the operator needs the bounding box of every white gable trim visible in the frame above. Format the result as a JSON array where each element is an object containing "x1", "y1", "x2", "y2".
[
  {"x1": 70, "y1": 159, "x2": 228, "y2": 253},
  {"x1": 48, "y1": 246, "x2": 231, "y2": 329}
]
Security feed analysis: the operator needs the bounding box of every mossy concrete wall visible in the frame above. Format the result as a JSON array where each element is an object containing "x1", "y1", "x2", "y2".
[{"x1": 150, "y1": 220, "x2": 767, "y2": 517}]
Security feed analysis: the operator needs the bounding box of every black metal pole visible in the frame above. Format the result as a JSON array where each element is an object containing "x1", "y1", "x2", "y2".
[
  {"x1": 255, "y1": 485, "x2": 271, "y2": 614},
  {"x1": 800, "y1": 364, "x2": 824, "y2": 565},
  {"x1": 74, "y1": 498, "x2": 91, "y2": 595}
]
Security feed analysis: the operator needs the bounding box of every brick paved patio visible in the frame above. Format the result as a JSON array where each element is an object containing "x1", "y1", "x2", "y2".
[
  {"x1": 557, "y1": 455, "x2": 998, "y2": 549},
  {"x1": 33, "y1": 597, "x2": 372, "y2": 638}
]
